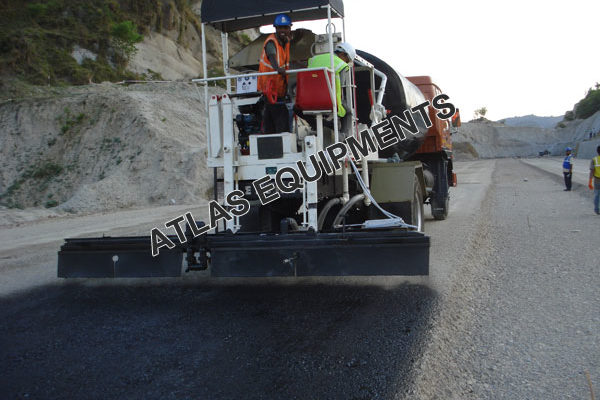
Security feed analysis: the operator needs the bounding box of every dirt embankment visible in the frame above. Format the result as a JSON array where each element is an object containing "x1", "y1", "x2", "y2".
[
  {"x1": 453, "y1": 121, "x2": 563, "y2": 159},
  {"x1": 0, "y1": 83, "x2": 217, "y2": 214},
  {"x1": 0, "y1": 0, "x2": 260, "y2": 217}
]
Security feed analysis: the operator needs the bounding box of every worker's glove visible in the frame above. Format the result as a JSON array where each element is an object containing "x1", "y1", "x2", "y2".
[
  {"x1": 277, "y1": 67, "x2": 286, "y2": 77},
  {"x1": 589, "y1": 178, "x2": 594, "y2": 190}
]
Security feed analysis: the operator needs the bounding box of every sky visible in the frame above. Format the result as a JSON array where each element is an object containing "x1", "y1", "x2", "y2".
[{"x1": 262, "y1": 0, "x2": 600, "y2": 121}]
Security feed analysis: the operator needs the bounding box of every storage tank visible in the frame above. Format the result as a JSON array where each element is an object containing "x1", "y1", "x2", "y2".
[{"x1": 355, "y1": 50, "x2": 429, "y2": 159}]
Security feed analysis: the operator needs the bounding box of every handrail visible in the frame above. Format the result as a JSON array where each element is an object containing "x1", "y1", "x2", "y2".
[{"x1": 191, "y1": 67, "x2": 334, "y2": 84}]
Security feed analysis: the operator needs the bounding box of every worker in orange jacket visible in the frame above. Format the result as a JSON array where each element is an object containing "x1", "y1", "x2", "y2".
[{"x1": 258, "y1": 13, "x2": 292, "y2": 133}]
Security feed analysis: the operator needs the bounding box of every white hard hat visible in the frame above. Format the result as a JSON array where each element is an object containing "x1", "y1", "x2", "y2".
[{"x1": 335, "y1": 42, "x2": 356, "y2": 62}]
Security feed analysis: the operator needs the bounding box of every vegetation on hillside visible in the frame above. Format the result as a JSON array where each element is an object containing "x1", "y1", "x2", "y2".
[
  {"x1": 563, "y1": 83, "x2": 600, "y2": 121},
  {"x1": 574, "y1": 84, "x2": 600, "y2": 120},
  {"x1": 0, "y1": 0, "x2": 201, "y2": 86},
  {"x1": 473, "y1": 106, "x2": 488, "y2": 120}
]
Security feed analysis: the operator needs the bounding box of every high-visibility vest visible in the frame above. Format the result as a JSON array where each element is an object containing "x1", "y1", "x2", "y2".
[
  {"x1": 257, "y1": 34, "x2": 290, "y2": 98},
  {"x1": 307, "y1": 53, "x2": 348, "y2": 117},
  {"x1": 593, "y1": 155, "x2": 600, "y2": 178},
  {"x1": 563, "y1": 154, "x2": 573, "y2": 171}
]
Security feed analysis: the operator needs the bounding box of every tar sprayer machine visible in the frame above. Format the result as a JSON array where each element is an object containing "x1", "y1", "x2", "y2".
[{"x1": 57, "y1": 0, "x2": 461, "y2": 279}]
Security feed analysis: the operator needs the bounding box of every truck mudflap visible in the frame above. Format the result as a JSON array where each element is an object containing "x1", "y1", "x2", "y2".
[{"x1": 57, "y1": 229, "x2": 429, "y2": 278}]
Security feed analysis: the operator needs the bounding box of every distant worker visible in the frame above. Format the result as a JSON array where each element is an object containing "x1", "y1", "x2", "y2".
[
  {"x1": 257, "y1": 13, "x2": 292, "y2": 133},
  {"x1": 307, "y1": 42, "x2": 356, "y2": 122},
  {"x1": 563, "y1": 147, "x2": 573, "y2": 191},
  {"x1": 452, "y1": 108, "x2": 461, "y2": 127},
  {"x1": 589, "y1": 145, "x2": 600, "y2": 214}
]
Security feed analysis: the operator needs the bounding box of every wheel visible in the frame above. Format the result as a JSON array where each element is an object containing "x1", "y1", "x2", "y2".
[
  {"x1": 431, "y1": 195, "x2": 449, "y2": 220},
  {"x1": 412, "y1": 179, "x2": 425, "y2": 232}
]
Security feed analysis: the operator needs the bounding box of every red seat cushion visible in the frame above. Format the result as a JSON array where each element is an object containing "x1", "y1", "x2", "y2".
[{"x1": 296, "y1": 70, "x2": 334, "y2": 111}]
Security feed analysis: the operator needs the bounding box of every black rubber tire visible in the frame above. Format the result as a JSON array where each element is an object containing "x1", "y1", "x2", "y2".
[
  {"x1": 412, "y1": 179, "x2": 425, "y2": 232},
  {"x1": 431, "y1": 196, "x2": 449, "y2": 220}
]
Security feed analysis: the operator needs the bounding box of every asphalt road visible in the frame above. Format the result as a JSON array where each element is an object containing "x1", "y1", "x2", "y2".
[{"x1": 0, "y1": 159, "x2": 598, "y2": 399}]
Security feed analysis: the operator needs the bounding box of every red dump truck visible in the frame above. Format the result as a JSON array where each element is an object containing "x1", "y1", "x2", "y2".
[{"x1": 408, "y1": 75, "x2": 459, "y2": 220}]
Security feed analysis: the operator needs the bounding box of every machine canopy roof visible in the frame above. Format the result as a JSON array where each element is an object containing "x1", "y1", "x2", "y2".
[{"x1": 201, "y1": 0, "x2": 344, "y2": 32}]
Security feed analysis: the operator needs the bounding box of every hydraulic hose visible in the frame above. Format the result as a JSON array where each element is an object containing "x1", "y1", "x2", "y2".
[
  {"x1": 332, "y1": 193, "x2": 365, "y2": 228},
  {"x1": 318, "y1": 197, "x2": 343, "y2": 231}
]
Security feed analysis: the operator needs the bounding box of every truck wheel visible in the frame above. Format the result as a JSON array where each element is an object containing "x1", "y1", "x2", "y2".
[
  {"x1": 431, "y1": 196, "x2": 449, "y2": 220},
  {"x1": 412, "y1": 179, "x2": 425, "y2": 232}
]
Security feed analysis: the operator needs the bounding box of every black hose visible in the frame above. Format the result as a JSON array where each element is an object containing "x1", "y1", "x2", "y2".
[
  {"x1": 332, "y1": 194, "x2": 365, "y2": 228},
  {"x1": 317, "y1": 197, "x2": 342, "y2": 230}
]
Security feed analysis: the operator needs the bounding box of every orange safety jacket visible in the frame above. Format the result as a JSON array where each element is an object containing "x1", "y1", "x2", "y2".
[{"x1": 257, "y1": 33, "x2": 290, "y2": 98}]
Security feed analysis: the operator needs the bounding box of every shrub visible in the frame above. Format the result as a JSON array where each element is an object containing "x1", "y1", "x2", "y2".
[
  {"x1": 145, "y1": 68, "x2": 163, "y2": 80},
  {"x1": 111, "y1": 20, "x2": 143, "y2": 44},
  {"x1": 59, "y1": 109, "x2": 87, "y2": 134},
  {"x1": 27, "y1": 3, "x2": 49, "y2": 18},
  {"x1": 1, "y1": 180, "x2": 22, "y2": 198},
  {"x1": 239, "y1": 33, "x2": 252, "y2": 46},
  {"x1": 575, "y1": 89, "x2": 600, "y2": 119},
  {"x1": 31, "y1": 162, "x2": 63, "y2": 179},
  {"x1": 45, "y1": 200, "x2": 59, "y2": 208},
  {"x1": 110, "y1": 20, "x2": 143, "y2": 64},
  {"x1": 208, "y1": 66, "x2": 226, "y2": 88}
]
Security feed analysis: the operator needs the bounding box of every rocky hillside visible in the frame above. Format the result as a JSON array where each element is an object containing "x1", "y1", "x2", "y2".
[
  {"x1": 453, "y1": 111, "x2": 600, "y2": 160},
  {"x1": 0, "y1": 83, "x2": 221, "y2": 212},
  {"x1": 453, "y1": 120, "x2": 564, "y2": 159},
  {"x1": 0, "y1": 0, "x2": 255, "y2": 96},
  {"x1": 0, "y1": 0, "x2": 257, "y2": 213},
  {"x1": 498, "y1": 115, "x2": 563, "y2": 129},
  {"x1": 127, "y1": 2, "x2": 257, "y2": 81}
]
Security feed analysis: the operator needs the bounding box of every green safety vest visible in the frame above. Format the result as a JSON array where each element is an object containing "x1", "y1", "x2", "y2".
[
  {"x1": 593, "y1": 156, "x2": 600, "y2": 178},
  {"x1": 307, "y1": 53, "x2": 348, "y2": 117}
]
